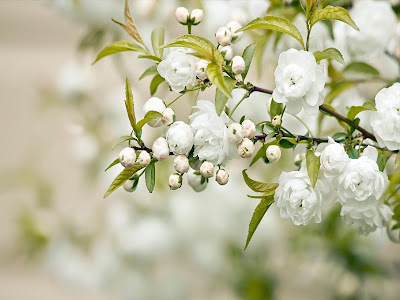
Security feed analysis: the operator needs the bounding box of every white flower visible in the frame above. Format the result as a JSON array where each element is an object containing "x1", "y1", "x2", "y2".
[
  {"x1": 216, "y1": 27, "x2": 232, "y2": 46},
  {"x1": 174, "y1": 155, "x2": 190, "y2": 174},
  {"x1": 119, "y1": 147, "x2": 136, "y2": 168},
  {"x1": 275, "y1": 171, "x2": 330, "y2": 225},
  {"x1": 231, "y1": 56, "x2": 245, "y2": 75},
  {"x1": 162, "y1": 107, "x2": 175, "y2": 126},
  {"x1": 273, "y1": 49, "x2": 325, "y2": 115},
  {"x1": 165, "y1": 121, "x2": 194, "y2": 155},
  {"x1": 169, "y1": 173, "x2": 182, "y2": 190},
  {"x1": 200, "y1": 161, "x2": 214, "y2": 178},
  {"x1": 189, "y1": 100, "x2": 237, "y2": 165},
  {"x1": 320, "y1": 137, "x2": 349, "y2": 177},
  {"x1": 152, "y1": 137, "x2": 170, "y2": 161},
  {"x1": 143, "y1": 97, "x2": 166, "y2": 127},
  {"x1": 175, "y1": 7, "x2": 189, "y2": 24},
  {"x1": 218, "y1": 45, "x2": 234, "y2": 61},
  {"x1": 266, "y1": 145, "x2": 281, "y2": 163},
  {"x1": 227, "y1": 123, "x2": 244, "y2": 144},
  {"x1": 241, "y1": 120, "x2": 255, "y2": 138},
  {"x1": 137, "y1": 151, "x2": 151, "y2": 167},
  {"x1": 157, "y1": 48, "x2": 197, "y2": 92},
  {"x1": 190, "y1": 9, "x2": 203, "y2": 25},
  {"x1": 226, "y1": 20, "x2": 242, "y2": 42},
  {"x1": 237, "y1": 138, "x2": 254, "y2": 158},
  {"x1": 195, "y1": 59, "x2": 209, "y2": 81},
  {"x1": 370, "y1": 83, "x2": 400, "y2": 150},
  {"x1": 216, "y1": 169, "x2": 229, "y2": 185},
  {"x1": 187, "y1": 168, "x2": 207, "y2": 192}
]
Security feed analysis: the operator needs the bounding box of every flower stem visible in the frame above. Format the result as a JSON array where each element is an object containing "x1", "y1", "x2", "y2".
[{"x1": 229, "y1": 92, "x2": 250, "y2": 118}]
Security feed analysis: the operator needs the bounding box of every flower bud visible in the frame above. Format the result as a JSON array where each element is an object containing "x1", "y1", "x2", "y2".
[
  {"x1": 143, "y1": 97, "x2": 166, "y2": 127},
  {"x1": 187, "y1": 168, "x2": 207, "y2": 192},
  {"x1": 241, "y1": 120, "x2": 255, "y2": 138},
  {"x1": 272, "y1": 115, "x2": 281, "y2": 126},
  {"x1": 195, "y1": 59, "x2": 209, "y2": 80},
  {"x1": 137, "y1": 151, "x2": 151, "y2": 167},
  {"x1": 174, "y1": 155, "x2": 190, "y2": 174},
  {"x1": 216, "y1": 169, "x2": 229, "y2": 185},
  {"x1": 218, "y1": 45, "x2": 234, "y2": 61},
  {"x1": 226, "y1": 20, "x2": 242, "y2": 42},
  {"x1": 231, "y1": 56, "x2": 245, "y2": 75},
  {"x1": 190, "y1": 9, "x2": 203, "y2": 25},
  {"x1": 162, "y1": 107, "x2": 175, "y2": 125},
  {"x1": 237, "y1": 138, "x2": 255, "y2": 158},
  {"x1": 215, "y1": 27, "x2": 232, "y2": 46},
  {"x1": 266, "y1": 145, "x2": 281, "y2": 163},
  {"x1": 200, "y1": 161, "x2": 214, "y2": 178},
  {"x1": 175, "y1": 7, "x2": 189, "y2": 24},
  {"x1": 123, "y1": 178, "x2": 138, "y2": 192},
  {"x1": 119, "y1": 147, "x2": 137, "y2": 168},
  {"x1": 169, "y1": 173, "x2": 182, "y2": 190},
  {"x1": 227, "y1": 123, "x2": 244, "y2": 144},
  {"x1": 152, "y1": 137, "x2": 170, "y2": 161}
]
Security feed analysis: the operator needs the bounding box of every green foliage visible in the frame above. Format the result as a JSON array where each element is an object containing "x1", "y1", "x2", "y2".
[
  {"x1": 395, "y1": 152, "x2": 400, "y2": 169},
  {"x1": 125, "y1": 78, "x2": 136, "y2": 129},
  {"x1": 207, "y1": 63, "x2": 232, "y2": 98},
  {"x1": 138, "y1": 55, "x2": 162, "y2": 62},
  {"x1": 343, "y1": 62, "x2": 380, "y2": 76},
  {"x1": 279, "y1": 138, "x2": 296, "y2": 149},
  {"x1": 135, "y1": 111, "x2": 163, "y2": 135},
  {"x1": 250, "y1": 136, "x2": 276, "y2": 167},
  {"x1": 139, "y1": 65, "x2": 158, "y2": 80},
  {"x1": 346, "y1": 102, "x2": 376, "y2": 121},
  {"x1": 347, "y1": 147, "x2": 359, "y2": 159},
  {"x1": 306, "y1": 150, "x2": 320, "y2": 188},
  {"x1": 92, "y1": 41, "x2": 147, "y2": 64},
  {"x1": 151, "y1": 27, "x2": 165, "y2": 59},
  {"x1": 145, "y1": 161, "x2": 156, "y2": 193},
  {"x1": 215, "y1": 77, "x2": 237, "y2": 116},
  {"x1": 112, "y1": 135, "x2": 135, "y2": 149},
  {"x1": 150, "y1": 74, "x2": 165, "y2": 96},
  {"x1": 104, "y1": 158, "x2": 120, "y2": 172},
  {"x1": 242, "y1": 170, "x2": 279, "y2": 193},
  {"x1": 241, "y1": 43, "x2": 257, "y2": 80},
  {"x1": 269, "y1": 99, "x2": 283, "y2": 120},
  {"x1": 310, "y1": 5, "x2": 359, "y2": 31},
  {"x1": 313, "y1": 48, "x2": 344, "y2": 65},
  {"x1": 104, "y1": 163, "x2": 142, "y2": 198},
  {"x1": 377, "y1": 152, "x2": 390, "y2": 172}
]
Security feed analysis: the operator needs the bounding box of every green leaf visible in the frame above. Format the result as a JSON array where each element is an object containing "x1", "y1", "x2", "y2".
[
  {"x1": 145, "y1": 161, "x2": 156, "y2": 193},
  {"x1": 135, "y1": 111, "x2": 163, "y2": 135},
  {"x1": 270, "y1": 99, "x2": 283, "y2": 120},
  {"x1": 104, "y1": 163, "x2": 142, "y2": 198},
  {"x1": 395, "y1": 152, "x2": 400, "y2": 169},
  {"x1": 238, "y1": 16, "x2": 304, "y2": 49},
  {"x1": 347, "y1": 147, "x2": 359, "y2": 159},
  {"x1": 279, "y1": 139, "x2": 296, "y2": 149},
  {"x1": 310, "y1": 6, "x2": 359, "y2": 31},
  {"x1": 377, "y1": 153, "x2": 390, "y2": 172},
  {"x1": 125, "y1": 78, "x2": 136, "y2": 130},
  {"x1": 112, "y1": 135, "x2": 135, "y2": 149},
  {"x1": 241, "y1": 43, "x2": 257, "y2": 80},
  {"x1": 92, "y1": 40, "x2": 147, "y2": 64},
  {"x1": 123, "y1": 0, "x2": 145, "y2": 45},
  {"x1": 104, "y1": 158, "x2": 120, "y2": 172},
  {"x1": 343, "y1": 62, "x2": 380, "y2": 76},
  {"x1": 242, "y1": 169, "x2": 279, "y2": 193},
  {"x1": 188, "y1": 51, "x2": 215, "y2": 61},
  {"x1": 244, "y1": 195, "x2": 274, "y2": 250},
  {"x1": 207, "y1": 63, "x2": 232, "y2": 98},
  {"x1": 306, "y1": 150, "x2": 320, "y2": 188},
  {"x1": 139, "y1": 65, "x2": 158, "y2": 80},
  {"x1": 346, "y1": 101, "x2": 376, "y2": 121},
  {"x1": 151, "y1": 27, "x2": 165, "y2": 59},
  {"x1": 324, "y1": 81, "x2": 356, "y2": 106},
  {"x1": 138, "y1": 55, "x2": 162, "y2": 62},
  {"x1": 150, "y1": 74, "x2": 165, "y2": 96},
  {"x1": 250, "y1": 135, "x2": 276, "y2": 167},
  {"x1": 215, "y1": 77, "x2": 237, "y2": 116},
  {"x1": 313, "y1": 48, "x2": 344, "y2": 65}
]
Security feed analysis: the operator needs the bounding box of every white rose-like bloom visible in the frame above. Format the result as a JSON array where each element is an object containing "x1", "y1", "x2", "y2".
[
  {"x1": 166, "y1": 121, "x2": 194, "y2": 155},
  {"x1": 275, "y1": 171, "x2": 330, "y2": 225},
  {"x1": 370, "y1": 83, "x2": 400, "y2": 150},
  {"x1": 273, "y1": 49, "x2": 325, "y2": 115},
  {"x1": 189, "y1": 100, "x2": 237, "y2": 165},
  {"x1": 157, "y1": 48, "x2": 197, "y2": 92},
  {"x1": 320, "y1": 137, "x2": 349, "y2": 177},
  {"x1": 143, "y1": 97, "x2": 166, "y2": 127}
]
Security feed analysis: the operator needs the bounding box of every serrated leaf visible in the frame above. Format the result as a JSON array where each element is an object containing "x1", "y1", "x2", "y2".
[
  {"x1": 241, "y1": 43, "x2": 257, "y2": 80},
  {"x1": 244, "y1": 195, "x2": 274, "y2": 250},
  {"x1": 135, "y1": 111, "x2": 163, "y2": 135},
  {"x1": 125, "y1": 78, "x2": 136, "y2": 130},
  {"x1": 215, "y1": 77, "x2": 237, "y2": 116},
  {"x1": 346, "y1": 101, "x2": 376, "y2": 121},
  {"x1": 104, "y1": 163, "x2": 142, "y2": 198},
  {"x1": 310, "y1": 6, "x2": 359, "y2": 31},
  {"x1": 238, "y1": 16, "x2": 304, "y2": 49},
  {"x1": 150, "y1": 74, "x2": 165, "y2": 96},
  {"x1": 124, "y1": 0, "x2": 145, "y2": 45},
  {"x1": 343, "y1": 62, "x2": 380, "y2": 76},
  {"x1": 151, "y1": 27, "x2": 164, "y2": 59},
  {"x1": 138, "y1": 55, "x2": 162, "y2": 62},
  {"x1": 112, "y1": 135, "x2": 135, "y2": 149},
  {"x1": 104, "y1": 158, "x2": 120, "y2": 172},
  {"x1": 145, "y1": 161, "x2": 156, "y2": 193},
  {"x1": 242, "y1": 169, "x2": 279, "y2": 193},
  {"x1": 306, "y1": 150, "x2": 320, "y2": 188},
  {"x1": 139, "y1": 65, "x2": 158, "y2": 80},
  {"x1": 207, "y1": 63, "x2": 231, "y2": 98},
  {"x1": 92, "y1": 40, "x2": 146, "y2": 64},
  {"x1": 270, "y1": 99, "x2": 283, "y2": 120},
  {"x1": 313, "y1": 48, "x2": 344, "y2": 65}
]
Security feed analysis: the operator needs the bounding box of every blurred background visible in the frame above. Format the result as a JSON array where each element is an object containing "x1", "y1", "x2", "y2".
[{"x1": 1, "y1": 0, "x2": 400, "y2": 299}]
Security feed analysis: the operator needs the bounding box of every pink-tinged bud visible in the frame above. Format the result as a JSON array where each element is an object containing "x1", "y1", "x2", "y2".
[
  {"x1": 195, "y1": 59, "x2": 209, "y2": 80},
  {"x1": 200, "y1": 161, "x2": 214, "y2": 178},
  {"x1": 123, "y1": 177, "x2": 138, "y2": 192},
  {"x1": 242, "y1": 120, "x2": 255, "y2": 138},
  {"x1": 272, "y1": 115, "x2": 281, "y2": 126},
  {"x1": 175, "y1": 7, "x2": 189, "y2": 24},
  {"x1": 226, "y1": 20, "x2": 242, "y2": 42},
  {"x1": 162, "y1": 107, "x2": 175, "y2": 125},
  {"x1": 218, "y1": 45, "x2": 234, "y2": 61},
  {"x1": 143, "y1": 97, "x2": 166, "y2": 127},
  {"x1": 169, "y1": 173, "x2": 182, "y2": 190},
  {"x1": 119, "y1": 147, "x2": 137, "y2": 168},
  {"x1": 266, "y1": 145, "x2": 281, "y2": 163},
  {"x1": 237, "y1": 138, "x2": 255, "y2": 158},
  {"x1": 215, "y1": 27, "x2": 232, "y2": 46},
  {"x1": 231, "y1": 56, "x2": 245, "y2": 75},
  {"x1": 227, "y1": 123, "x2": 244, "y2": 144},
  {"x1": 174, "y1": 155, "x2": 189, "y2": 174},
  {"x1": 137, "y1": 151, "x2": 151, "y2": 167},
  {"x1": 216, "y1": 169, "x2": 229, "y2": 185},
  {"x1": 152, "y1": 137, "x2": 170, "y2": 161},
  {"x1": 190, "y1": 9, "x2": 203, "y2": 25}
]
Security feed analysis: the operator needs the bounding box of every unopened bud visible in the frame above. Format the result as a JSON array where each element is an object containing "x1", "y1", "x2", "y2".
[
  {"x1": 123, "y1": 177, "x2": 139, "y2": 192},
  {"x1": 266, "y1": 145, "x2": 281, "y2": 163},
  {"x1": 187, "y1": 168, "x2": 207, "y2": 192},
  {"x1": 218, "y1": 45, "x2": 234, "y2": 61},
  {"x1": 231, "y1": 56, "x2": 245, "y2": 75},
  {"x1": 174, "y1": 155, "x2": 190, "y2": 174},
  {"x1": 216, "y1": 169, "x2": 229, "y2": 185},
  {"x1": 242, "y1": 120, "x2": 255, "y2": 138},
  {"x1": 195, "y1": 59, "x2": 209, "y2": 80},
  {"x1": 143, "y1": 97, "x2": 166, "y2": 127},
  {"x1": 137, "y1": 151, "x2": 151, "y2": 167},
  {"x1": 169, "y1": 173, "x2": 182, "y2": 190},
  {"x1": 190, "y1": 9, "x2": 203, "y2": 25},
  {"x1": 227, "y1": 123, "x2": 244, "y2": 144},
  {"x1": 216, "y1": 27, "x2": 232, "y2": 46},
  {"x1": 200, "y1": 161, "x2": 214, "y2": 178},
  {"x1": 175, "y1": 7, "x2": 189, "y2": 24},
  {"x1": 162, "y1": 107, "x2": 175, "y2": 125},
  {"x1": 152, "y1": 137, "x2": 170, "y2": 161},
  {"x1": 226, "y1": 20, "x2": 242, "y2": 42},
  {"x1": 119, "y1": 147, "x2": 137, "y2": 168},
  {"x1": 272, "y1": 115, "x2": 281, "y2": 126},
  {"x1": 237, "y1": 138, "x2": 255, "y2": 158}
]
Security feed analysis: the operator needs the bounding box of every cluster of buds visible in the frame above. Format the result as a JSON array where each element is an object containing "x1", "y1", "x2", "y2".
[
  {"x1": 226, "y1": 120, "x2": 256, "y2": 158},
  {"x1": 215, "y1": 20, "x2": 243, "y2": 62},
  {"x1": 175, "y1": 7, "x2": 203, "y2": 25},
  {"x1": 168, "y1": 155, "x2": 190, "y2": 190},
  {"x1": 119, "y1": 147, "x2": 151, "y2": 168},
  {"x1": 143, "y1": 97, "x2": 176, "y2": 127}
]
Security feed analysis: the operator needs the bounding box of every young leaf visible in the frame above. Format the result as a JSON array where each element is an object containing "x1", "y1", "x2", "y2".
[
  {"x1": 306, "y1": 150, "x2": 320, "y2": 188},
  {"x1": 138, "y1": 55, "x2": 162, "y2": 62},
  {"x1": 270, "y1": 99, "x2": 283, "y2": 120},
  {"x1": 139, "y1": 65, "x2": 159, "y2": 80},
  {"x1": 241, "y1": 43, "x2": 257, "y2": 80},
  {"x1": 215, "y1": 77, "x2": 237, "y2": 116},
  {"x1": 125, "y1": 78, "x2": 136, "y2": 130},
  {"x1": 112, "y1": 135, "x2": 135, "y2": 149},
  {"x1": 310, "y1": 6, "x2": 359, "y2": 31},
  {"x1": 150, "y1": 74, "x2": 165, "y2": 96},
  {"x1": 135, "y1": 111, "x2": 163, "y2": 135},
  {"x1": 124, "y1": 0, "x2": 145, "y2": 45},
  {"x1": 313, "y1": 48, "x2": 345, "y2": 65},
  {"x1": 151, "y1": 27, "x2": 165, "y2": 59},
  {"x1": 93, "y1": 40, "x2": 147, "y2": 64},
  {"x1": 395, "y1": 152, "x2": 400, "y2": 169},
  {"x1": 242, "y1": 169, "x2": 279, "y2": 193},
  {"x1": 244, "y1": 195, "x2": 274, "y2": 250},
  {"x1": 377, "y1": 153, "x2": 390, "y2": 172},
  {"x1": 145, "y1": 161, "x2": 156, "y2": 193},
  {"x1": 104, "y1": 158, "x2": 120, "y2": 172},
  {"x1": 207, "y1": 63, "x2": 231, "y2": 98},
  {"x1": 104, "y1": 163, "x2": 142, "y2": 198},
  {"x1": 343, "y1": 62, "x2": 380, "y2": 76},
  {"x1": 238, "y1": 16, "x2": 304, "y2": 49},
  {"x1": 279, "y1": 139, "x2": 296, "y2": 149},
  {"x1": 346, "y1": 101, "x2": 376, "y2": 121},
  {"x1": 347, "y1": 147, "x2": 359, "y2": 159}
]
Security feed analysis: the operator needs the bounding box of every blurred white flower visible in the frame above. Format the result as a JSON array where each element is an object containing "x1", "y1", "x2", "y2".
[
  {"x1": 56, "y1": 60, "x2": 91, "y2": 96},
  {"x1": 187, "y1": 168, "x2": 208, "y2": 192},
  {"x1": 166, "y1": 121, "x2": 194, "y2": 155},
  {"x1": 320, "y1": 137, "x2": 349, "y2": 177}
]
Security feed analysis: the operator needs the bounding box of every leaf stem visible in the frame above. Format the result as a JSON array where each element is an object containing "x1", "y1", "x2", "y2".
[{"x1": 229, "y1": 92, "x2": 250, "y2": 118}]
